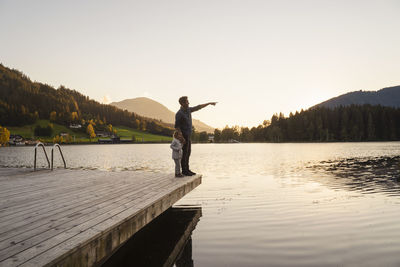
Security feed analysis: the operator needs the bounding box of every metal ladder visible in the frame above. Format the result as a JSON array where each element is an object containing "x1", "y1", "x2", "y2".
[{"x1": 34, "y1": 142, "x2": 66, "y2": 171}]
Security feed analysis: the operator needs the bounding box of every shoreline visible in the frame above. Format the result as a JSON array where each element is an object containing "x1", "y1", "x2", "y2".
[{"x1": 3, "y1": 140, "x2": 400, "y2": 147}]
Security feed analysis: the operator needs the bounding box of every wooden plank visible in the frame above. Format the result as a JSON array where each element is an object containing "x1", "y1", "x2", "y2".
[
  {"x1": 0, "y1": 168, "x2": 33, "y2": 180},
  {"x1": 0, "y1": 169, "x2": 153, "y2": 199},
  {"x1": 0, "y1": 177, "x2": 174, "y2": 262},
  {"x1": 0, "y1": 169, "x2": 137, "y2": 199},
  {"x1": 0, "y1": 170, "x2": 113, "y2": 203},
  {"x1": 0, "y1": 168, "x2": 201, "y2": 267},
  {"x1": 0, "y1": 172, "x2": 167, "y2": 241},
  {"x1": 3, "y1": 176, "x2": 201, "y2": 266},
  {"x1": 0, "y1": 169, "x2": 159, "y2": 212},
  {"x1": 0, "y1": 171, "x2": 155, "y2": 225},
  {"x1": 0, "y1": 174, "x2": 166, "y2": 243},
  {"x1": 0, "y1": 171, "x2": 165, "y2": 236},
  {"x1": 28, "y1": 176, "x2": 201, "y2": 267},
  {"x1": 0, "y1": 169, "x2": 74, "y2": 192},
  {"x1": 0, "y1": 177, "x2": 128, "y2": 220}
]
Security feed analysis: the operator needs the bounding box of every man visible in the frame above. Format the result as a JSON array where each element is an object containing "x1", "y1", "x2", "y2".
[{"x1": 175, "y1": 96, "x2": 217, "y2": 176}]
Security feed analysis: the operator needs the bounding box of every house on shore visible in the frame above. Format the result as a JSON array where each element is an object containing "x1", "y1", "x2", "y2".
[
  {"x1": 97, "y1": 135, "x2": 132, "y2": 144},
  {"x1": 8, "y1": 135, "x2": 25, "y2": 146},
  {"x1": 69, "y1": 124, "x2": 82, "y2": 129}
]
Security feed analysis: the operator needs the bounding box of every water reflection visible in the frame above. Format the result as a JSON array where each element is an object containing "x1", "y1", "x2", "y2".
[
  {"x1": 3, "y1": 144, "x2": 400, "y2": 266},
  {"x1": 101, "y1": 206, "x2": 202, "y2": 267},
  {"x1": 308, "y1": 156, "x2": 400, "y2": 195}
]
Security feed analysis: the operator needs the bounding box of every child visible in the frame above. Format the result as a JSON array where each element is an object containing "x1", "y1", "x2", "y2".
[{"x1": 170, "y1": 130, "x2": 185, "y2": 177}]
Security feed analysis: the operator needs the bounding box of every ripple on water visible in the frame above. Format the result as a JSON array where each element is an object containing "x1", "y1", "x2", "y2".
[{"x1": 306, "y1": 156, "x2": 400, "y2": 196}]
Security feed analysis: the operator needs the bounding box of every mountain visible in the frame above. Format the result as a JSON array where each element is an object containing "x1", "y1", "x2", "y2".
[
  {"x1": 0, "y1": 64, "x2": 173, "y2": 136},
  {"x1": 314, "y1": 85, "x2": 400, "y2": 109},
  {"x1": 110, "y1": 97, "x2": 215, "y2": 133}
]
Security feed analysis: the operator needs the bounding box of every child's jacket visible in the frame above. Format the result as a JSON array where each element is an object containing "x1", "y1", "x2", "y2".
[{"x1": 170, "y1": 138, "x2": 183, "y2": 159}]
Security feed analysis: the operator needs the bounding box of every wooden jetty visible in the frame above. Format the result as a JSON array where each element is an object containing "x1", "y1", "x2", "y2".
[{"x1": 0, "y1": 168, "x2": 201, "y2": 267}]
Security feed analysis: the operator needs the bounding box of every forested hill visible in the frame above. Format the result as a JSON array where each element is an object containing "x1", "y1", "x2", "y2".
[
  {"x1": 214, "y1": 104, "x2": 400, "y2": 142},
  {"x1": 314, "y1": 85, "x2": 400, "y2": 109},
  {"x1": 0, "y1": 64, "x2": 173, "y2": 136}
]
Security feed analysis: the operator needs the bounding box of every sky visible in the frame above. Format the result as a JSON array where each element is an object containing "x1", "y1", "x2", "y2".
[{"x1": 1, "y1": 0, "x2": 400, "y2": 129}]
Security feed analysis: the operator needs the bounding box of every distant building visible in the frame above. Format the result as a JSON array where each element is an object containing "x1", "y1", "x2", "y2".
[
  {"x1": 25, "y1": 140, "x2": 39, "y2": 145},
  {"x1": 111, "y1": 136, "x2": 120, "y2": 143},
  {"x1": 98, "y1": 135, "x2": 122, "y2": 144},
  {"x1": 9, "y1": 134, "x2": 23, "y2": 142},
  {"x1": 95, "y1": 131, "x2": 110, "y2": 137},
  {"x1": 8, "y1": 135, "x2": 25, "y2": 146},
  {"x1": 69, "y1": 124, "x2": 82, "y2": 129}
]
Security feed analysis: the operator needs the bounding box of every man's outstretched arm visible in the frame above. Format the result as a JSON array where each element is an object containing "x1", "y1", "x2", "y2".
[{"x1": 191, "y1": 102, "x2": 217, "y2": 112}]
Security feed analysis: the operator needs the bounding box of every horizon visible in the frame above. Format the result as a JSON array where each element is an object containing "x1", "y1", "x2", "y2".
[
  {"x1": 2, "y1": 61, "x2": 399, "y2": 131},
  {"x1": 105, "y1": 86, "x2": 400, "y2": 130},
  {"x1": 1, "y1": 1, "x2": 400, "y2": 128}
]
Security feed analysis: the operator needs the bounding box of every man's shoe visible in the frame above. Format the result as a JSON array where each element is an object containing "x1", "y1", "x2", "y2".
[
  {"x1": 175, "y1": 173, "x2": 184, "y2": 178},
  {"x1": 187, "y1": 170, "x2": 196, "y2": 175},
  {"x1": 182, "y1": 171, "x2": 194, "y2": 176}
]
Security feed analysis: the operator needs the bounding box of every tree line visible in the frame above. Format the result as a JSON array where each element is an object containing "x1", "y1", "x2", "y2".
[
  {"x1": 2, "y1": 64, "x2": 399, "y2": 143},
  {"x1": 0, "y1": 64, "x2": 174, "y2": 137},
  {"x1": 214, "y1": 105, "x2": 400, "y2": 142}
]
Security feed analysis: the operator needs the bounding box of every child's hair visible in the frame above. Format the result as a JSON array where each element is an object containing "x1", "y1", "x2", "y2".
[
  {"x1": 173, "y1": 130, "x2": 185, "y2": 144},
  {"x1": 173, "y1": 130, "x2": 180, "y2": 138}
]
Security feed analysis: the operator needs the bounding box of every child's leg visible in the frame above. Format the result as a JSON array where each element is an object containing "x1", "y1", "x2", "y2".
[{"x1": 174, "y1": 159, "x2": 181, "y2": 174}]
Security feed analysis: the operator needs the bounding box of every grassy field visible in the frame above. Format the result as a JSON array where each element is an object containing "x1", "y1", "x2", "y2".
[
  {"x1": 7, "y1": 120, "x2": 86, "y2": 139},
  {"x1": 6, "y1": 121, "x2": 172, "y2": 143},
  {"x1": 114, "y1": 126, "x2": 172, "y2": 142}
]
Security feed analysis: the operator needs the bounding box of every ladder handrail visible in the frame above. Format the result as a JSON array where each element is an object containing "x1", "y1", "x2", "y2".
[
  {"x1": 34, "y1": 142, "x2": 50, "y2": 171},
  {"x1": 51, "y1": 143, "x2": 66, "y2": 170}
]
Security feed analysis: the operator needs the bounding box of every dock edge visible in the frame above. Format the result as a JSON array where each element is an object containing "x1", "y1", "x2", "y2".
[{"x1": 43, "y1": 175, "x2": 202, "y2": 267}]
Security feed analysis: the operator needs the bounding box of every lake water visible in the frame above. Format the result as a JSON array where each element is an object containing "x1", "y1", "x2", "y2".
[{"x1": 1, "y1": 143, "x2": 400, "y2": 266}]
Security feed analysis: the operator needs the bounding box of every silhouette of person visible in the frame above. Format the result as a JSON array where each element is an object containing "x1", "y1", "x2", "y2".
[{"x1": 174, "y1": 96, "x2": 217, "y2": 176}]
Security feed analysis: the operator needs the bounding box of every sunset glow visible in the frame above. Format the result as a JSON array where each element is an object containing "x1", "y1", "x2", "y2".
[{"x1": 1, "y1": 0, "x2": 399, "y2": 128}]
